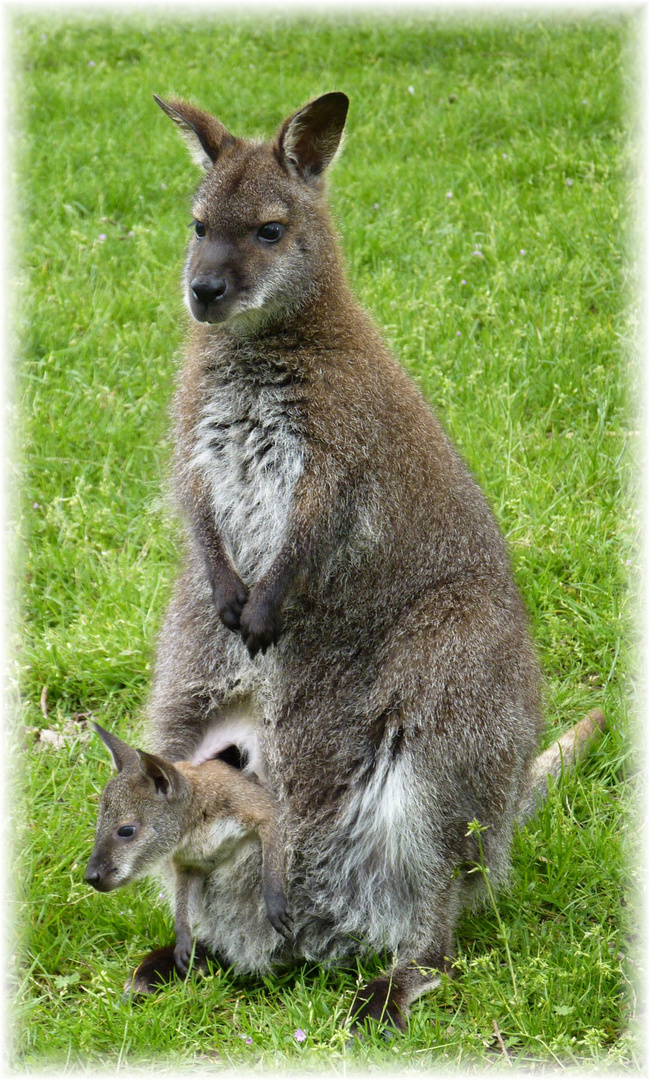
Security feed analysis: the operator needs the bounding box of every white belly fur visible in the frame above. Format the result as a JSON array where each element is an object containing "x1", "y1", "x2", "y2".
[
  {"x1": 188, "y1": 380, "x2": 304, "y2": 585},
  {"x1": 190, "y1": 698, "x2": 266, "y2": 782}
]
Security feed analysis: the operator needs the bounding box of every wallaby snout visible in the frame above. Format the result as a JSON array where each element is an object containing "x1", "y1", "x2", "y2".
[
  {"x1": 185, "y1": 230, "x2": 263, "y2": 326},
  {"x1": 84, "y1": 854, "x2": 120, "y2": 892},
  {"x1": 187, "y1": 235, "x2": 234, "y2": 322},
  {"x1": 190, "y1": 274, "x2": 228, "y2": 311}
]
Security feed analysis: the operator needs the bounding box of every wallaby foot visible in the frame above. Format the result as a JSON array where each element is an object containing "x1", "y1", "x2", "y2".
[
  {"x1": 350, "y1": 953, "x2": 453, "y2": 1034},
  {"x1": 124, "y1": 942, "x2": 213, "y2": 997},
  {"x1": 351, "y1": 974, "x2": 408, "y2": 1032},
  {"x1": 124, "y1": 945, "x2": 178, "y2": 997}
]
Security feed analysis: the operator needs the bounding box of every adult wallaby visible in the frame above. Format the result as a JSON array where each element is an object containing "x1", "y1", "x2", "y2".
[
  {"x1": 134, "y1": 90, "x2": 605, "y2": 1027},
  {"x1": 85, "y1": 723, "x2": 291, "y2": 976}
]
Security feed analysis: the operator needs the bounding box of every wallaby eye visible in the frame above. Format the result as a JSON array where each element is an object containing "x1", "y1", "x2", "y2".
[
  {"x1": 194, "y1": 221, "x2": 206, "y2": 238},
  {"x1": 116, "y1": 825, "x2": 137, "y2": 839},
  {"x1": 257, "y1": 222, "x2": 285, "y2": 243}
]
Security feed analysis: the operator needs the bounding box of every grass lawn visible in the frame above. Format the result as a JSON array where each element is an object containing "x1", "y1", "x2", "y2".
[{"x1": 9, "y1": 9, "x2": 641, "y2": 1072}]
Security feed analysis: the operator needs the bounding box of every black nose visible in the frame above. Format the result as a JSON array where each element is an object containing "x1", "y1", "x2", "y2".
[
  {"x1": 84, "y1": 859, "x2": 103, "y2": 885},
  {"x1": 191, "y1": 276, "x2": 227, "y2": 305}
]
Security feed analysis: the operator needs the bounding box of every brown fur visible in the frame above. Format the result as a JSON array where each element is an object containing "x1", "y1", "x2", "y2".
[
  {"x1": 85, "y1": 724, "x2": 290, "y2": 979},
  {"x1": 133, "y1": 92, "x2": 606, "y2": 1027}
]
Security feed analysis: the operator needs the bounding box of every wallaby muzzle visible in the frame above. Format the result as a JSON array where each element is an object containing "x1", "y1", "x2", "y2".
[
  {"x1": 189, "y1": 274, "x2": 229, "y2": 323},
  {"x1": 191, "y1": 275, "x2": 227, "y2": 306},
  {"x1": 187, "y1": 238, "x2": 239, "y2": 323},
  {"x1": 84, "y1": 853, "x2": 120, "y2": 892}
]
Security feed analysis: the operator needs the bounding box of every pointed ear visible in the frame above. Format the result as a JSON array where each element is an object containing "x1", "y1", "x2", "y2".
[
  {"x1": 154, "y1": 94, "x2": 234, "y2": 170},
  {"x1": 136, "y1": 750, "x2": 184, "y2": 799},
  {"x1": 93, "y1": 723, "x2": 140, "y2": 773},
  {"x1": 276, "y1": 92, "x2": 349, "y2": 183}
]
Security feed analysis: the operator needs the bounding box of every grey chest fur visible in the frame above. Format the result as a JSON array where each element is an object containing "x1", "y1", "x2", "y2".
[{"x1": 189, "y1": 374, "x2": 304, "y2": 584}]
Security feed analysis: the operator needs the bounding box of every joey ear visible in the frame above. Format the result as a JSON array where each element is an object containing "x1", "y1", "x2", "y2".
[
  {"x1": 93, "y1": 723, "x2": 140, "y2": 773},
  {"x1": 136, "y1": 750, "x2": 183, "y2": 799},
  {"x1": 154, "y1": 95, "x2": 234, "y2": 170},
  {"x1": 276, "y1": 92, "x2": 349, "y2": 182}
]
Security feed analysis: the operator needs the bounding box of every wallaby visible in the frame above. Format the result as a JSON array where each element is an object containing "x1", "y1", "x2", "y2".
[
  {"x1": 131, "y1": 90, "x2": 606, "y2": 1028},
  {"x1": 85, "y1": 723, "x2": 291, "y2": 976}
]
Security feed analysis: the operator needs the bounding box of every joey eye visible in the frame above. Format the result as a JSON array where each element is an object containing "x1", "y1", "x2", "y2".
[
  {"x1": 194, "y1": 221, "x2": 206, "y2": 238},
  {"x1": 257, "y1": 222, "x2": 285, "y2": 243},
  {"x1": 116, "y1": 825, "x2": 137, "y2": 839}
]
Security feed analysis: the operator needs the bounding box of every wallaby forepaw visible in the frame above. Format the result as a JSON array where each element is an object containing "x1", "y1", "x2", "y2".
[
  {"x1": 213, "y1": 571, "x2": 249, "y2": 632},
  {"x1": 272, "y1": 907, "x2": 294, "y2": 940},
  {"x1": 263, "y1": 887, "x2": 293, "y2": 939},
  {"x1": 173, "y1": 939, "x2": 202, "y2": 979},
  {"x1": 240, "y1": 592, "x2": 283, "y2": 658}
]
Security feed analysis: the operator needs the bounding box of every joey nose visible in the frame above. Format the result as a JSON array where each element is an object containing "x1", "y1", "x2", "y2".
[
  {"x1": 191, "y1": 276, "x2": 228, "y2": 305},
  {"x1": 84, "y1": 867, "x2": 101, "y2": 889}
]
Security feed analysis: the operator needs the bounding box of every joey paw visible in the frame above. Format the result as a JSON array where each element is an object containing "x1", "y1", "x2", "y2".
[
  {"x1": 173, "y1": 940, "x2": 199, "y2": 979},
  {"x1": 239, "y1": 592, "x2": 283, "y2": 658},
  {"x1": 263, "y1": 887, "x2": 293, "y2": 939}
]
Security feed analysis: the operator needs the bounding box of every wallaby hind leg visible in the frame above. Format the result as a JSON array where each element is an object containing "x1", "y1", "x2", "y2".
[
  {"x1": 351, "y1": 945, "x2": 455, "y2": 1033},
  {"x1": 350, "y1": 883, "x2": 459, "y2": 1033},
  {"x1": 517, "y1": 708, "x2": 606, "y2": 825}
]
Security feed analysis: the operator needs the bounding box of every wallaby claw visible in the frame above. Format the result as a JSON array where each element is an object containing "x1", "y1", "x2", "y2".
[
  {"x1": 263, "y1": 887, "x2": 293, "y2": 939},
  {"x1": 174, "y1": 939, "x2": 199, "y2": 978},
  {"x1": 240, "y1": 594, "x2": 283, "y2": 658},
  {"x1": 214, "y1": 573, "x2": 249, "y2": 633},
  {"x1": 273, "y1": 909, "x2": 294, "y2": 939}
]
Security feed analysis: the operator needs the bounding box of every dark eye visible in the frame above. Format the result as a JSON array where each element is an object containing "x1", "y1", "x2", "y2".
[
  {"x1": 257, "y1": 222, "x2": 285, "y2": 243},
  {"x1": 194, "y1": 221, "x2": 206, "y2": 238},
  {"x1": 116, "y1": 825, "x2": 137, "y2": 839}
]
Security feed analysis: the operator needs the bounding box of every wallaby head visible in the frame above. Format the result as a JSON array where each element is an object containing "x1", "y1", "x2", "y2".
[
  {"x1": 85, "y1": 724, "x2": 190, "y2": 893},
  {"x1": 154, "y1": 91, "x2": 349, "y2": 329}
]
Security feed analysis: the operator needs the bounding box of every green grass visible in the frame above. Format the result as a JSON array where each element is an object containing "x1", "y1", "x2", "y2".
[{"x1": 10, "y1": 9, "x2": 641, "y2": 1072}]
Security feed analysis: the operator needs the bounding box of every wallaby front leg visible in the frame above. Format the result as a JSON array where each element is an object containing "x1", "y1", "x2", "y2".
[
  {"x1": 173, "y1": 865, "x2": 204, "y2": 977},
  {"x1": 259, "y1": 816, "x2": 292, "y2": 939},
  {"x1": 185, "y1": 476, "x2": 249, "y2": 632},
  {"x1": 239, "y1": 461, "x2": 347, "y2": 657}
]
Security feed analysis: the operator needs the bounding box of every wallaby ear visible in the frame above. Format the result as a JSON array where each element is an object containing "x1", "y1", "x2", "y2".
[
  {"x1": 154, "y1": 94, "x2": 234, "y2": 170},
  {"x1": 93, "y1": 723, "x2": 140, "y2": 773},
  {"x1": 276, "y1": 92, "x2": 349, "y2": 183},
  {"x1": 136, "y1": 750, "x2": 184, "y2": 799}
]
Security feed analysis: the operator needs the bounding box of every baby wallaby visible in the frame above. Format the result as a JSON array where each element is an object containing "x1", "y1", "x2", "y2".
[{"x1": 85, "y1": 723, "x2": 291, "y2": 975}]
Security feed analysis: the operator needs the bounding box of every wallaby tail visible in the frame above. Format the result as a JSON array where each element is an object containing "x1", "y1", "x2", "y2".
[{"x1": 517, "y1": 708, "x2": 607, "y2": 826}]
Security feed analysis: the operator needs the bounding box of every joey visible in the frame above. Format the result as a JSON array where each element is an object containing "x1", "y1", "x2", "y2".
[{"x1": 86, "y1": 724, "x2": 291, "y2": 978}]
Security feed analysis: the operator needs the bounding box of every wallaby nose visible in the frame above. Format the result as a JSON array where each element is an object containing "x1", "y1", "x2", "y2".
[
  {"x1": 191, "y1": 276, "x2": 228, "y2": 305},
  {"x1": 84, "y1": 857, "x2": 104, "y2": 889}
]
